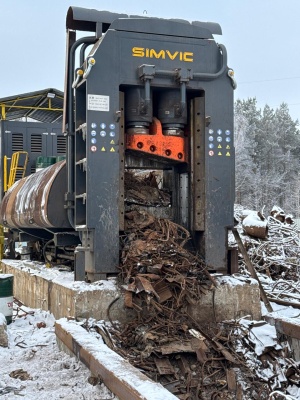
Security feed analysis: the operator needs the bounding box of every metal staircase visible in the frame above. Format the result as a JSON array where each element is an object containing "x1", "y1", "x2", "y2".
[{"x1": 4, "y1": 151, "x2": 28, "y2": 191}]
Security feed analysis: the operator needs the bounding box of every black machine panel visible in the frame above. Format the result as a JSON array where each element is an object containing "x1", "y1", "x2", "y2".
[
  {"x1": 0, "y1": 120, "x2": 66, "y2": 181},
  {"x1": 65, "y1": 8, "x2": 236, "y2": 281},
  {"x1": 0, "y1": 8, "x2": 236, "y2": 282}
]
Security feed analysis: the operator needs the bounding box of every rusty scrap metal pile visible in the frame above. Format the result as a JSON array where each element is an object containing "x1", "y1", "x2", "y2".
[
  {"x1": 94, "y1": 315, "x2": 300, "y2": 399},
  {"x1": 232, "y1": 205, "x2": 300, "y2": 308},
  {"x1": 124, "y1": 170, "x2": 171, "y2": 207},
  {"x1": 95, "y1": 173, "x2": 300, "y2": 399},
  {"x1": 117, "y1": 210, "x2": 269, "y2": 399}
]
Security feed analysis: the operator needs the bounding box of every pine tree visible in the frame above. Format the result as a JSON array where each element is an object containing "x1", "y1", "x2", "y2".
[{"x1": 234, "y1": 99, "x2": 300, "y2": 215}]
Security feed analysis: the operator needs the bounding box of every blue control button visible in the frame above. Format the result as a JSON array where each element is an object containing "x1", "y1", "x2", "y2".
[
  {"x1": 217, "y1": 129, "x2": 222, "y2": 135},
  {"x1": 208, "y1": 143, "x2": 214, "y2": 149},
  {"x1": 208, "y1": 136, "x2": 214, "y2": 141},
  {"x1": 226, "y1": 137, "x2": 231, "y2": 142},
  {"x1": 109, "y1": 131, "x2": 116, "y2": 137},
  {"x1": 208, "y1": 129, "x2": 214, "y2": 134},
  {"x1": 225, "y1": 130, "x2": 231, "y2": 135},
  {"x1": 91, "y1": 138, "x2": 97, "y2": 144},
  {"x1": 100, "y1": 130, "x2": 106, "y2": 137},
  {"x1": 91, "y1": 130, "x2": 96, "y2": 136},
  {"x1": 100, "y1": 123, "x2": 106, "y2": 129},
  {"x1": 91, "y1": 122, "x2": 97, "y2": 129},
  {"x1": 217, "y1": 136, "x2": 222, "y2": 142},
  {"x1": 109, "y1": 123, "x2": 115, "y2": 130}
]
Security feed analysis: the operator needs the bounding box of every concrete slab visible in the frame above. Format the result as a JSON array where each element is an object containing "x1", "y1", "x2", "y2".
[
  {"x1": 55, "y1": 319, "x2": 178, "y2": 400},
  {"x1": 264, "y1": 312, "x2": 300, "y2": 361},
  {"x1": 189, "y1": 274, "x2": 262, "y2": 323},
  {"x1": 0, "y1": 260, "x2": 135, "y2": 323},
  {"x1": 1, "y1": 260, "x2": 262, "y2": 324}
]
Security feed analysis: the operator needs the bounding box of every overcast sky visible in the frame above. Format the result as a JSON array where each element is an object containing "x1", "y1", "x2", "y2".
[{"x1": 1, "y1": 0, "x2": 300, "y2": 121}]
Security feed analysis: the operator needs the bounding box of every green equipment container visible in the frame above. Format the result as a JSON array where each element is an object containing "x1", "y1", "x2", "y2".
[
  {"x1": 0, "y1": 274, "x2": 13, "y2": 324},
  {"x1": 56, "y1": 155, "x2": 66, "y2": 162},
  {"x1": 36, "y1": 156, "x2": 57, "y2": 171}
]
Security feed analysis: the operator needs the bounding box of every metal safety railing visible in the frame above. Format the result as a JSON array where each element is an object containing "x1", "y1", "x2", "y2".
[
  {"x1": 4, "y1": 151, "x2": 28, "y2": 192},
  {"x1": 0, "y1": 225, "x2": 4, "y2": 260}
]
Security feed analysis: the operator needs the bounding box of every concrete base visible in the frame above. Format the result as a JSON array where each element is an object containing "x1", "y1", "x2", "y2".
[
  {"x1": 264, "y1": 312, "x2": 300, "y2": 361},
  {"x1": 1, "y1": 260, "x2": 262, "y2": 324},
  {"x1": 189, "y1": 275, "x2": 262, "y2": 323},
  {"x1": 0, "y1": 260, "x2": 135, "y2": 323},
  {"x1": 56, "y1": 319, "x2": 178, "y2": 400},
  {"x1": 0, "y1": 313, "x2": 8, "y2": 347},
  {"x1": 290, "y1": 338, "x2": 300, "y2": 361}
]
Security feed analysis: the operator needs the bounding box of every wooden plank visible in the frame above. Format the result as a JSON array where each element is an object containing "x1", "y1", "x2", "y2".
[{"x1": 55, "y1": 320, "x2": 178, "y2": 400}]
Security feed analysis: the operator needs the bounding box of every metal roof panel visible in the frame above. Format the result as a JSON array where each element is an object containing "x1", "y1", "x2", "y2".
[{"x1": 0, "y1": 88, "x2": 64, "y2": 123}]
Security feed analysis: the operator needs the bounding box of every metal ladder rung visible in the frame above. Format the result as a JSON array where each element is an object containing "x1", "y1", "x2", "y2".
[{"x1": 6, "y1": 151, "x2": 29, "y2": 190}]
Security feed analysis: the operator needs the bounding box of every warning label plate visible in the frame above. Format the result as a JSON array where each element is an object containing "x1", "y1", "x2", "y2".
[{"x1": 88, "y1": 94, "x2": 109, "y2": 112}]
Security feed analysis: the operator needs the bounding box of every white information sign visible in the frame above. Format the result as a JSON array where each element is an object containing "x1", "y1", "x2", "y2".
[{"x1": 88, "y1": 94, "x2": 110, "y2": 112}]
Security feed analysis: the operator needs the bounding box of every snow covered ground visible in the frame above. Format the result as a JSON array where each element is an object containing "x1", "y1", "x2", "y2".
[{"x1": 0, "y1": 308, "x2": 118, "y2": 399}]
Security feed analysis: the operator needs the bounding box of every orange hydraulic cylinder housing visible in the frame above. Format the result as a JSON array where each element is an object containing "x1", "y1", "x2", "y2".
[{"x1": 126, "y1": 117, "x2": 188, "y2": 163}]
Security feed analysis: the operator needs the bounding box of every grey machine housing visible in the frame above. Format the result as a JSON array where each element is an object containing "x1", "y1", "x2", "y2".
[
  {"x1": 0, "y1": 7, "x2": 236, "y2": 282},
  {"x1": 65, "y1": 7, "x2": 235, "y2": 281}
]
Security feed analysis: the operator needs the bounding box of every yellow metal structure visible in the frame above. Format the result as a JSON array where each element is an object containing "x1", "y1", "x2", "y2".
[
  {"x1": 5, "y1": 151, "x2": 28, "y2": 191},
  {"x1": 1, "y1": 151, "x2": 29, "y2": 260},
  {"x1": 0, "y1": 88, "x2": 64, "y2": 122},
  {"x1": 0, "y1": 93, "x2": 63, "y2": 121},
  {"x1": 0, "y1": 225, "x2": 4, "y2": 260},
  {"x1": 3, "y1": 155, "x2": 8, "y2": 192}
]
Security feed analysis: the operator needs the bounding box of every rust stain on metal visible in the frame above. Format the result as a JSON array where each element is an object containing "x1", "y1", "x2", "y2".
[
  {"x1": 154, "y1": 358, "x2": 175, "y2": 375},
  {"x1": 0, "y1": 161, "x2": 69, "y2": 229},
  {"x1": 159, "y1": 341, "x2": 194, "y2": 355},
  {"x1": 153, "y1": 280, "x2": 173, "y2": 303}
]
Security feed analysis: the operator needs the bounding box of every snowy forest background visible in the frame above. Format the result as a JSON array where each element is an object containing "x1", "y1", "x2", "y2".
[{"x1": 234, "y1": 98, "x2": 300, "y2": 216}]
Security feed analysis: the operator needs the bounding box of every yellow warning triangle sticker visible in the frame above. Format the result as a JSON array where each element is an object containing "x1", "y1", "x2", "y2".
[
  {"x1": 218, "y1": 144, "x2": 222, "y2": 149},
  {"x1": 101, "y1": 147, "x2": 106, "y2": 152},
  {"x1": 218, "y1": 152, "x2": 222, "y2": 156},
  {"x1": 110, "y1": 147, "x2": 115, "y2": 152},
  {"x1": 226, "y1": 145, "x2": 230, "y2": 149},
  {"x1": 226, "y1": 152, "x2": 230, "y2": 156},
  {"x1": 110, "y1": 140, "x2": 115, "y2": 145}
]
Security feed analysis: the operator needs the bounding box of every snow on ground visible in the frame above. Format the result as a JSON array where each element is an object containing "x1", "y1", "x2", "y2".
[{"x1": 0, "y1": 308, "x2": 117, "y2": 399}]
